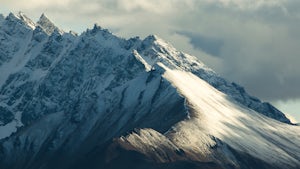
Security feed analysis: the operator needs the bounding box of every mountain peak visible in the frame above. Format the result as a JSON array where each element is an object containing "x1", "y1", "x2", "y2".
[
  {"x1": 143, "y1": 34, "x2": 162, "y2": 44},
  {"x1": 37, "y1": 13, "x2": 62, "y2": 35},
  {"x1": 143, "y1": 34, "x2": 173, "y2": 49},
  {"x1": 6, "y1": 12, "x2": 36, "y2": 29},
  {"x1": 145, "y1": 34, "x2": 159, "y2": 40},
  {"x1": 17, "y1": 12, "x2": 36, "y2": 29},
  {"x1": 6, "y1": 12, "x2": 18, "y2": 23}
]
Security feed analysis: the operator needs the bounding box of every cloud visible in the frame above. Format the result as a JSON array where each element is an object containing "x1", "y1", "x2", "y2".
[
  {"x1": 1, "y1": 0, "x2": 300, "y2": 103},
  {"x1": 172, "y1": 1, "x2": 300, "y2": 101},
  {"x1": 1, "y1": 0, "x2": 72, "y2": 10},
  {"x1": 177, "y1": 31, "x2": 224, "y2": 57},
  {"x1": 275, "y1": 99, "x2": 300, "y2": 123}
]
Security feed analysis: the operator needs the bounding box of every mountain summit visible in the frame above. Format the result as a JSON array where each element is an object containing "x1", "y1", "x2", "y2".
[
  {"x1": 37, "y1": 13, "x2": 62, "y2": 35},
  {"x1": 0, "y1": 12, "x2": 299, "y2": 169}
]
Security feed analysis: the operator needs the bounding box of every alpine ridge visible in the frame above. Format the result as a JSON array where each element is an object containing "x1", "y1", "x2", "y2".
[{"x1": 0, "y1": 12, "x2": 299, "y2": 169}]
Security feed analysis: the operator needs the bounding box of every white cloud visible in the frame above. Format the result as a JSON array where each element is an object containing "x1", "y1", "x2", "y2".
[
  {"x1": 2, "y1": 0, "x2": 72, "y2": 9},
  {"x1": 274, "y1": 99, "x2": 300, "y2": 123},
  {"x1": 116, "y1": 0, "x2": 170, "y2": 13}
]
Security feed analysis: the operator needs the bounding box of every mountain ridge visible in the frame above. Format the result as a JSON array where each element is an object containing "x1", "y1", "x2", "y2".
[{"x1": 0, "y1": 12, "x2": 299, "y2": 169}]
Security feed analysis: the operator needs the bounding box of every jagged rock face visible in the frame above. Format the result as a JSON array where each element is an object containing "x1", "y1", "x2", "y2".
[
  {"x1": 37, "y1": 14, "x2": 60, "y2": 35},
  {"x1": 0, "y1": 13, "x2": 188, "y2": 169},
  {"x1": 0, "y1": 12, "x2": 299, "y2": 169}
]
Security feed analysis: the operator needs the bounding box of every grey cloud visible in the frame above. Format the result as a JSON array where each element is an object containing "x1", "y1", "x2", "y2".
[
  {"x1": 177, "y1": 31, "x2": 224, "y2": 57},
  {"x1": 179, "y1": 28, "x2": 300, "y2": 101}
]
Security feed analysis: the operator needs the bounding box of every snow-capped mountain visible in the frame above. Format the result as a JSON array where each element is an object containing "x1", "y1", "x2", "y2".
[{"x1": 0, "y1": 12, "x2": 299, "y2": 169}]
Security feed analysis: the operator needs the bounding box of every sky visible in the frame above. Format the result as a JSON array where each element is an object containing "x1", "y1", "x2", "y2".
[{"x1": 0, "y1": 0, "x2": 299, "y2": 123}]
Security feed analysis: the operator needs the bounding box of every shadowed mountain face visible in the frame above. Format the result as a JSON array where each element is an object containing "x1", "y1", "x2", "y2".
[{"x1": 0, "y1": 12, "x2": 299, "y2": 169}]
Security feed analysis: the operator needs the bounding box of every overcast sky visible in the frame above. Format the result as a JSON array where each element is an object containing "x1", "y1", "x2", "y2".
[{"x1": 1, "y1": 0, "x2": 299, "y2": 123}]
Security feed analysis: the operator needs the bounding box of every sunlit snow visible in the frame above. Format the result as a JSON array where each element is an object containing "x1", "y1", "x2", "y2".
[{"x1": 161, "y1": 64, "x2": 300, "y2": 167}]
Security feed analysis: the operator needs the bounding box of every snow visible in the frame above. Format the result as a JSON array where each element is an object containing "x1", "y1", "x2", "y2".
[
  {"x1": 15, "y1": 12, "x2": 36, "y2": 29},
  {"x1": 0, "y1": 30, "x2": 33, "y2": 88},
  {"x1": 133, "y1": 50, "x2": 152, "y2": 71},
  {"x1": 0, "y1": 121, "x2": 18, "y2": 139},
  {"x1": 0, "y1": 112, "x2": 22, "y2": 140},
  {"x1": 118, "y1": 128, "x2": 182, "y2": 162},
  {"x1": 15, "y1": 111, "x2": 23, "y2": 127},
  {"x1": 29, "y1": 69, "x2": 48, "y2": 81},
  {"x1": 161, "y1": 63, "x2": 300, "y2": 167}
]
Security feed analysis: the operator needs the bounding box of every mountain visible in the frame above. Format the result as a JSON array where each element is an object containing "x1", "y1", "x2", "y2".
[{"x1": 0, "y1": 12, "x2": 299, "y2": 169}]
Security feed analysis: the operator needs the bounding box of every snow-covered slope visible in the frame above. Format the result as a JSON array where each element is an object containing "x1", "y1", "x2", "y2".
[
  {"x1": 162, "y1": 65, "x2": 300, "y2": 166},
  {"x1": 0, "y1": 12, "x2": 299, "y2": 169},
  {"x1": 108, "y1": 60, "x2": 300, "y2": 169}
]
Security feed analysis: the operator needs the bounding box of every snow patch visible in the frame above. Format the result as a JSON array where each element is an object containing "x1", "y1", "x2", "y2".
[{"x1": 0, "y1": 121, "x2": 18, "y2": 139}]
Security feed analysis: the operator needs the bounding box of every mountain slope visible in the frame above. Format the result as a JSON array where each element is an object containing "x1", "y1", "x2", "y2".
[{"x1": 0, "y1": 12, "x2": 299, "y2": 169}]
